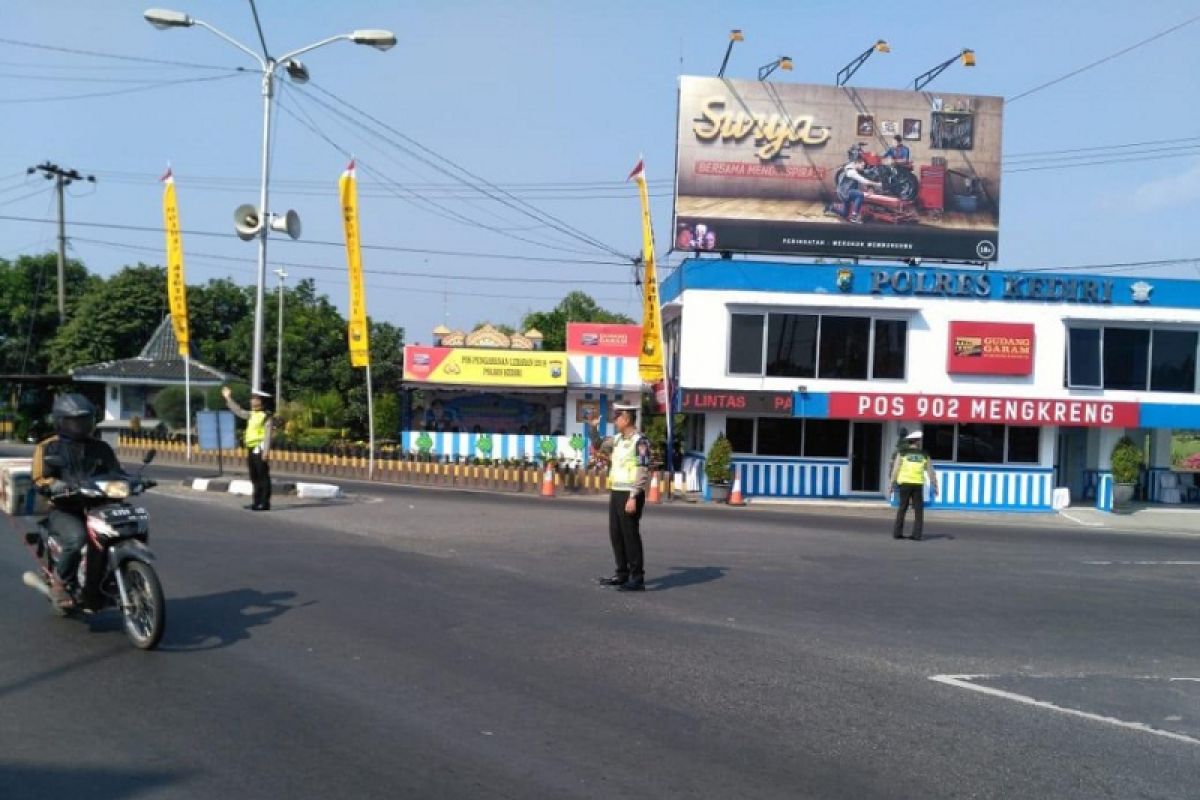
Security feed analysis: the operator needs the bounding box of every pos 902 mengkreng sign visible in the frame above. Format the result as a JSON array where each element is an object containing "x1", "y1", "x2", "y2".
[
  {"x1": 673, "y1": 76, "x2": 1003, "y2": 263},
  {"x1": 403, "y1": 346, "x2": 568, "y2": 387}
]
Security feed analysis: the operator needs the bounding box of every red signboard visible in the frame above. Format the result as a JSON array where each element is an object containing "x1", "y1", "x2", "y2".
[
  {"x1": 828, "y1": 392, "x2": 1139, "y2": 427},
  {"x1": 566, "y1": 323, "x2": 642, "y2": 357},
  {"x1": 948, "y1": 321, "x2": 1034, "y2": 376},
  {"x1": 680, "y1": 389, "x2": 793, "y2": 415}
]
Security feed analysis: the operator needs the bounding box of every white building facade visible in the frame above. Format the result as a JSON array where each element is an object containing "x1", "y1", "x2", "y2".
[{"x1": 663, "y1": 259, "x2": 1200, "y2": 512}]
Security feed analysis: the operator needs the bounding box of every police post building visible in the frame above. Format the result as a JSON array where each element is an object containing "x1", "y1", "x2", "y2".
[{"x1": 666, "y1": 75, "x2": 1200, "y2": 511}]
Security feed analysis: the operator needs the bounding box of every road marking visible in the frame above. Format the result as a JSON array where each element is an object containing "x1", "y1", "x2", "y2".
[
  {"x1": 1056, "y1": 510, "x2": 1104, "y2": 527},
  {"x1": 1083, "y1": 560, "x2": 1200, "y2": 566},
  {"x1": 929, "y1": 674, "x2": 1200, "y2": 747}
]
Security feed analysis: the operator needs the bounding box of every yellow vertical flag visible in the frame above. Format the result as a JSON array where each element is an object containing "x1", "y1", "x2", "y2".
[
  {"x1": 628, "y1": 158, "x2": 664, "y2": 383},
  {"x1": 339, "y1": 160, "x2": 370, "y2": 367},
  {"x1": 161, "y1": 167, "x2": 189, "y2": 356}
]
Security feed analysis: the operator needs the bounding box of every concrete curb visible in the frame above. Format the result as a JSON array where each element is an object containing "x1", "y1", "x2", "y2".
[{"x1": 180, "y1": 477, "x2": 342, "y2": 499}]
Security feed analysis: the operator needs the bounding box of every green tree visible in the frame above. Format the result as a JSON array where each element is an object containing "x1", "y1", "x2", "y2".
[
  {"x1": 520, "y1": 291, "x2": 633, "y2": 351},
  {"x1": 186, "y1": 278, "x2": 253, "y2": 375},
  {"x1": 0, "y1": 253, "x2": 96, "y2": 375},
  {"x1": 373, "y1": 392, "x2": 400, "y2": 441},
  {"x1": 46, "y1": 263, "x2": 167, "y2": 372},
  {"x1": 472, "y1": 320, "x2": 516, "y2": 336},
  {"x1": 152, "y1": 385, "x2": 206, "y2": 429}
]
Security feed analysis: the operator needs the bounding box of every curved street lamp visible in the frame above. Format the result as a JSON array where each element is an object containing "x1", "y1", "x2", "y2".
[
  {"x1": 717, "y1": 29, "x2": 744, "y2": 78},
  {"x1": 144, "y1": 8, "x2": 396, "y2": 395},
  {"x1": 757, "y1": 56, "x2": 793, "y2": 82},
  {"x1": 836, "y1": 40, "x2": 889, "y2": 87},
  {"x1": 913, "y1": 48, "x2": 975, "y2": 91}
]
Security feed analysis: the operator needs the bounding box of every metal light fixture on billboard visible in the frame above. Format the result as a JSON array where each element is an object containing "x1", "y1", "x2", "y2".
[
  {"x1": 269, "y1": 209, "x2": 302, "y2": 240},
  {"x1": 836, "y1": 39, "x2": 890, "y2": 86},
  {"x1": 717, "y1": 29, "x2": 744, "y2": 78},
  {"x1": 757, "y1": 56, "x2": 793, "y2": 81},
  {"x1": 233, "y1": 204, "x2": 262, "y2": 241},
  {"x1": 913, "y1": 48, "x2": 975, "y2": 91}
]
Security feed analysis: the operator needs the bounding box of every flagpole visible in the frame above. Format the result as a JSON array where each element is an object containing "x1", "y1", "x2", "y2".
[
  {"x1": 185, "y1": 354, "x2": 192, "y2": 462},
  {"x1": 366, "y1": 361, "x2": 375, "y2": 479}
]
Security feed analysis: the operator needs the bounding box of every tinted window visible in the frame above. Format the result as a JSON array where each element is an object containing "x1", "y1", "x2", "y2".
[
  {"x1": 804, "y1": 420, "x2": 850, "y2": 457},
  {"x1": 818, "y1": 316, "x2": 870, "y2": 380},
  {"x1": 729, "y1": 314, "x2": 764, "y2": 374},
  {"x1": 766, "y1": 314, "x2": 817, "y2": 378},
  {"x1": 756, "y1": 417, "x2": 803, "y2": 456},
  {"x1": 1007, "y1": 426, "x2": 1040, "y2": 463},
  {"x1": 725, "y1": 417, "x2": 755, "y2": 454},
  {"x1": 1103, "y1": 328, "x2": 1149, "y2": 390},
  {"x1": 872, "y1": 319, "x2": 907, "y2": 379},
  {"x1": 1068, "y1": 328, "x2": 1100, "y2": 388},
  {"x1": 1151, "y1": 330, "x2": 1197, "y2": 393},
  {"x1": 924, "y1": 424, "x2": 955, "y2": 461},
  {"x1": 957, "y1": 423, "x2": 1005, "y2": 464}
]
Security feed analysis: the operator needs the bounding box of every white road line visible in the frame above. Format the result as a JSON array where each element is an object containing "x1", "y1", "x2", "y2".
[
  {"x1": 1083, "y1": 560, "x2": 1200, "y2": 566},
  {"x1": 929, "y1": 674, "x2": 1200, "y2": 747},
  {"x1": 1056, "y1": 510, "x2": 1104, "y2": 527}
]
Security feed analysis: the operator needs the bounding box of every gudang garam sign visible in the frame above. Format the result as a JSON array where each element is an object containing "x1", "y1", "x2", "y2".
[
  {"x1": 673, "y1": 76, "x2": 1003, "y2": 263},
  {"x1": 403, "y1": 346, "x2": 567, "y2": 387},
  {"x1": 947, "y1": 322, "x2": 1034, "y2": 376}
]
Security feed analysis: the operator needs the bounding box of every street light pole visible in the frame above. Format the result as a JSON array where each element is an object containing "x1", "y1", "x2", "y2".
[
  {"x1": 274, "y1": 268, "x2": 287, "y2": 404},
  {"x1": 144, "y1": 9, "x2": 397, "y2": 394}
]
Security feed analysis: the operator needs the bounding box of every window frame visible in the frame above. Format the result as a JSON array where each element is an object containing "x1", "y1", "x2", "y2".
[
  {"x1": 922, "y1": 423, "x2": 1042, "y2": 465},
  {"x1": 728, "y1": 308, "x2": 908, "y2": 381},
  {"x1": 1066, "y1": 323, "x2": 1200, "y2": 395}
]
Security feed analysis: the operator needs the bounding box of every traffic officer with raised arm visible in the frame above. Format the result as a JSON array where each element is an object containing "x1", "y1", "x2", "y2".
[
  {"x1": 587, "y1": 402, "x2": 652, "y2": 592},
  {"x1": 223, "y1": 386, "x2": 274, "y2": 511},
  {"x1": 889, "y1": 430, "x2": 939, "y2": 540}
]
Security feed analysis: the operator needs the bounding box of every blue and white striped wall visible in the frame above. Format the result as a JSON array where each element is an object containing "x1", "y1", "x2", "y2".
[
  {"x1": 568, "y1": 355, "x2": 641, "y2": 390},
  {"x1": 733, "y1": 458, "x2": 847, "y2": 498},
  {"x1": 925, "y1": 466, "x2": 1055, "y2": 511},
  {"x1": 1096, "y1": 472, "x2": 1115, "y2": 512},
  {"x1": 1141, "y1": 467, "x2": 1171, "y2": 503},
  {"x1": 400, "y1": 431, "x2": 579, "y2": 462}
]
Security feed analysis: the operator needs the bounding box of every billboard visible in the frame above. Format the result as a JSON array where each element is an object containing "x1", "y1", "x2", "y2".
[
  {"x1": 674, "y1": 76, "x2": 1003, "y2": 263},
  {"x1": 947, "y1": 322, "x2": 1034, "y2": 376},
  {"x1": 565, "y1": 323, "x2": 642, "y2": 357},
  {"x1": 403, "y1": 346, "x2": 567, "y2": 387}
]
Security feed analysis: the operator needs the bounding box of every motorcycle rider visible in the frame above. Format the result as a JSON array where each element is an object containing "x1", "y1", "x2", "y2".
[
  {"x1": 825, "y1": 152, "x2": 882, "y2": 224},
  {"x1": 32, "y1": 393, "x2": 125, "y2": 609}
]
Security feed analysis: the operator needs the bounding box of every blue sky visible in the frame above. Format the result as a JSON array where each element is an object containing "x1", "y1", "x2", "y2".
[{"x1": 2, "y1": 0, "x2": 1199, "y2": 345}]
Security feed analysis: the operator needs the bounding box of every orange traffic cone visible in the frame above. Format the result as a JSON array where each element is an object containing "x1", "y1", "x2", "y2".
[
  {"x1": 540, "y1": 464, "x2": 556, "y2": 498},
  {"x1": 647, "y1": 472, "x2": 662, "y2": 504},
  {"x1": 727, "y1": 473, "x2": 746, "y2": 506}
]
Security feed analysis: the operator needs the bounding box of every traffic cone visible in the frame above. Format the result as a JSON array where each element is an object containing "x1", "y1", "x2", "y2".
[
  {"x1": 727, "y1": 473, "x2": 746, "y2": 506},
  {"x1": 540, "y1": 464, "x2": 556, "y2": 498},
  {"x1": 647, "y1": 472, "x2": 662, "y2": 504}
]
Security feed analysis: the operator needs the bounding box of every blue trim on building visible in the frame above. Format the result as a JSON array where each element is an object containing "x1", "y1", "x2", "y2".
[
  {"x1": 1139, "y1": 403, "x2": 1200, "y2": 428},
  {"x1": 889, "y1": 466, "x2": 1055, "y2": 512},
  {"x1": 792, "y1": 392, "x2": 831, "y2": 418},
  {"x1": 1096, "y1": 472, "x2": 1114, "y2": 513}
]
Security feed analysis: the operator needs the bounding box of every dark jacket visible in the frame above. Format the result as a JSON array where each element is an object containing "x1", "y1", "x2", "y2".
[{"x1": 32, "y1": 435, "x2": 124, "y2": 512}]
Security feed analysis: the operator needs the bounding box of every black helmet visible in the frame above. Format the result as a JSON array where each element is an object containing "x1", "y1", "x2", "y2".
[{"x1": 52, "y1": 393, "x2": 97, "y2": 440}]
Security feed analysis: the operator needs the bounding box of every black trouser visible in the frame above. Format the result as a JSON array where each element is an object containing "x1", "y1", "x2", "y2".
[
  {"x1": 608, "y1": 490, "x2": 646, "y2": 581},
  {"x1": 48, "y1": 507, "x2": 87, "y2": 583},
  {"x1": 892, "y1": 484, "x2": 924, "y2": 539},
  {"x1": 248, "y1": 450, "x2": 271, "y2": 509}
]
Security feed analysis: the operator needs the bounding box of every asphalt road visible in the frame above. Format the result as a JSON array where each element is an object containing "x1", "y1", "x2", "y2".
[{"x1": 1, "y1": 462, "x2": 1198, "y2": 799}]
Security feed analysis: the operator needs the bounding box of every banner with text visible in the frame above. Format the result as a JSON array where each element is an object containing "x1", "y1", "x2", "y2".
[
  {"x1": 566, "y1": 323, "x2": 642, "y2": 357},
  {"x1": 674, "y1": 76, "x2": 1003, "y2": 263},
  {"x1": 404, "y1": 346, "x2": 568, "y2": 387},
  {"x1": 339, "y1": 161, "x2": 370, "y2": 368},
  {"x1": 947, "y1": 321, "x2": 1034, "y2": 375},
  {"x1": 161, "y1": 168, "x2": 189, "y2": 355},
  {"x1": 826, "y1": 392, "x2": 1138, "y2": 427}
]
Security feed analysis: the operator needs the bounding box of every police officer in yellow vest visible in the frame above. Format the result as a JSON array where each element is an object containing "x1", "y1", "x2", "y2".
[
  {"x1": 889, "y1": 430, "x2": 939, "y2": 540},
  {"x1": 223, "y1": 386, "x2": 274, "y2": 511},
  {"x1": 586, "y1": 402, "x2": 652, "y2": 592}
]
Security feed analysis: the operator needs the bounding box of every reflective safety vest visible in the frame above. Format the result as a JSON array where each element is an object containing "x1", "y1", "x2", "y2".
[
  {"x1": 896, "y1": 452, "x2": 929, "y2": 485},
  {"x1": 245, "y1": 410, "x2": 268, "y2": 449},
  {"x1": 610, "y1": 433, "x2": 644, "y2": 491}
]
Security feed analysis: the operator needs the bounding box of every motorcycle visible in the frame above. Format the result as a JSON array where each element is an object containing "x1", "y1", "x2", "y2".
[
  {"x1": 21, "y1": 449, "x2": 165, "y2": 650},
  {"x1": 835, "y1": 142, "x2": 920, "y2": 202}
]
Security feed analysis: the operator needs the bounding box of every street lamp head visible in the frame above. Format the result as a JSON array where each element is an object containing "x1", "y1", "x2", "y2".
[
  {"x1": 350, "y1": 29, "x2": 397, "y2": 51},
  {"x1": 284, "y1": 58, "x2": 310, "y2": 84},
  {"x1": 144, "y1": 8, "x2": 194, "y2": 29},
  {"x1": 729, "y1": 29, "x2": 745, "y2": 42},
  {"x1": 779, "y1": 56, "x2": 793, "y2": 72},
  {"x1": 875, "y1": 39, "x2": 890, "y2": 53},
  {"x1": 961, "y1": 49, "x2": 976, "y2": 67}
]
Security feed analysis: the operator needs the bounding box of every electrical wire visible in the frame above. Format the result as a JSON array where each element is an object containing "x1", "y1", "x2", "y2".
[
  {"x1": 1007, "y1": 13, "x2": 1200, "y2": 103},
  {"x1": 0, "y1": 36, "x2": 241, "y2": 71},
  {"x1": 0, "y1": 71, "x2": 250, "y2": 104},
  {"x1": 1005, "y1": 136, "x2": 1200, "y2": 161}
]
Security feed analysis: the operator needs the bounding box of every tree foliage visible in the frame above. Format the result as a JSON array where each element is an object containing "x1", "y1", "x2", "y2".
[
  {"x1": 0, "y1": 253, "x2": 96, "y2": 375},
  {"x1": 520, "y1": 291, "x2": 633, "y2": 351}
]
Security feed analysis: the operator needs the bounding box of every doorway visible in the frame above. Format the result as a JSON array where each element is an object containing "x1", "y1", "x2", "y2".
[
  {"x1": 1056, "y1": 427, "x2": 1088, "y2": 501},
  {"x1": 851, "y1": 421, "x2": 884, "y2": 492}
]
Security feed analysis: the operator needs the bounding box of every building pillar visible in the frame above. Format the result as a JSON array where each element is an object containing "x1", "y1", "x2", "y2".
[{"x1": 1150, "y1": 428, "x2": 1174, "y2": 468}]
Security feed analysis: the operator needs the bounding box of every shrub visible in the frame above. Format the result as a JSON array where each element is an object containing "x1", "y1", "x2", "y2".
[
  {"x1": 1110, "y1": 436, "x2": 1144, "y2": 485},
  {"x1": 705, "y1": 433, "x2": 733, "y2": 485}
]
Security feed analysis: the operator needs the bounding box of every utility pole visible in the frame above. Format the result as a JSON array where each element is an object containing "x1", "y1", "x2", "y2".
[
  {"x1": 26, "y1": 162, "x2": 95, "y2": 323},
  {"x1": 274, "y1": 268, "x2": 287, "y2": 403}
]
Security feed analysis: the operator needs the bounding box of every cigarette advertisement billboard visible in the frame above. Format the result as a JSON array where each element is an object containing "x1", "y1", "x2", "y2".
[{"x1": 673, "y1": 76, "x2": 1003, "y2": 263}]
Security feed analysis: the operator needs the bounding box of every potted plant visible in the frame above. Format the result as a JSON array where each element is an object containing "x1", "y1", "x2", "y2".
[
  {"x1": 1110, "y1": 436, "x2": 1144, "y2": 508},
  {"x1": 705, "y1": 433, "x2": 734, "y2": 503}
]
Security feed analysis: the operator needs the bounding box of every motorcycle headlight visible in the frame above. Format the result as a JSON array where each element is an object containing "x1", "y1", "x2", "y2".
[{"x1": 96, "y1": 480, "x2": 130, "y2": 499}]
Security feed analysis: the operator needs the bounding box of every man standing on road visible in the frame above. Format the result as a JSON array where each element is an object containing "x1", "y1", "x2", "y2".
[
  {"x1": 890, "y1": 430, "x2": 938, "y2": 540},
  {"x1": 587, "y1": 403, "x2": 652, "y2": 592},
  {"x1": 223, "y1": 386, "x2": 273, "y2": 511}
]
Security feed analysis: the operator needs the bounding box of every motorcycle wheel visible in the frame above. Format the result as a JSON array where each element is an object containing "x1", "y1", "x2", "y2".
[
  {"x1": 894, "y1": 172, "x2": 918, "y2": 201},
  {"x1": 120, "y1": 561, "x2": 165, "y2": 650}
]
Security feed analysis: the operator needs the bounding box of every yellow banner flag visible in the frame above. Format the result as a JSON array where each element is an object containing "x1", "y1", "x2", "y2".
[
  {"x1": 339, "y1": 160, "x2": 370, "y2": 368},
  {"x1": 161, "y1": 167, "x2": 189, "y2": 356},
  {"x1": 629, "y1": 159, "x2": 664, "y2": 383}
]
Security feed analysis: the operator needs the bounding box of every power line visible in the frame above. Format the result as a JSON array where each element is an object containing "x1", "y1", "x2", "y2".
[
  {"x1": 0, "y1": 212, "x2": 630, "y2": 265},
  {"x1": 1005, "y1": 135, "x2": 1200, "y2": 160},
  {"x1": 0, "y1": 72, "x2": 250, "y2": 104},
  {"x1": 1004, "y1": 149, "x2": 1200, "y2": 173},
  {"x1": 1008, "y1": 13, "x2": 1200, "y2": 103},
  {"x1": 0, "y1": 36, "x2": 241, "y2": 71}
]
